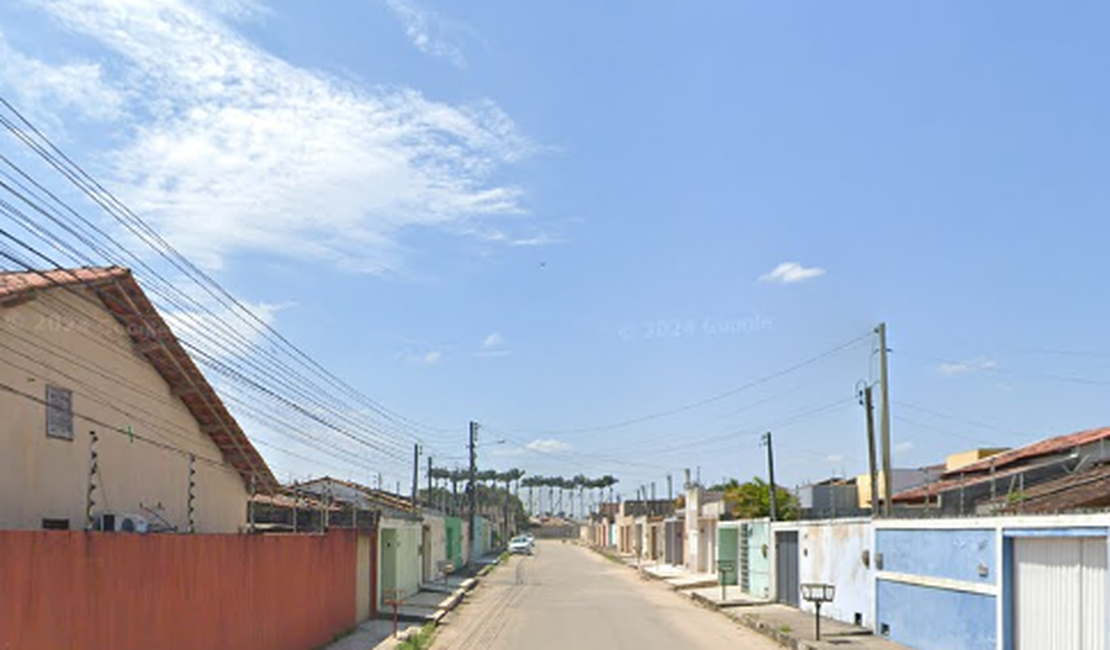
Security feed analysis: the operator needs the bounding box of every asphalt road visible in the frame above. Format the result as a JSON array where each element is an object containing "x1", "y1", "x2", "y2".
[{"x1": 431, "y1": 540, "x2": 782, "y2": 650}]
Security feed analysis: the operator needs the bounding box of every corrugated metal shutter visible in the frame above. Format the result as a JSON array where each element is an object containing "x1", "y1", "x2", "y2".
[{"x1": 1014, "y1": 537, "x2": 1106, "y2": 650}]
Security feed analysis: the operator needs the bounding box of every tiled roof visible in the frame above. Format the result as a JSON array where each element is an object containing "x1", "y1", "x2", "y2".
[
  {"x1": 298, "y1": 476, "x2": 419, "y2": 513},
  {"x1": 998, "y1": 462, "x2": 1110, "y2": 514},
  {"x1": 0, "y1": 266, "x2": 278, "y2": 492},
  {"x1": 942, "y1": 426, "x2": 1110, "y2": 477}
]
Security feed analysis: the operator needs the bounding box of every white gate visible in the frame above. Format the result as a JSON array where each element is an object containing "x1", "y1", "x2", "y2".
[{"x1": 1013, "y1": 536, "x2": 1106, "y2": 650}]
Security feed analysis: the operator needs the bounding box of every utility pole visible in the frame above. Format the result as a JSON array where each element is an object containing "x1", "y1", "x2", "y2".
[
  {"x1": 468, "y1": 421, "x2": 478, "y2": 563},
  {"x1": 762, "y1": 432, "x2": 778, "y2": 522},
  {"x1": 862, "y1": 385, "x2": 881, "y2": 517},
  {"x1": 411, "y1": 444, "x2": 420, "y2": 508},
  {"x1": 427, "y1": 456, "x2": 433, "y2": 508},
  {"x1": 667, "y1": 474, "x2": 673, "y2": 501},
  {"x1": 877, "y1": 322, "x2": 894, "y2": 517}
]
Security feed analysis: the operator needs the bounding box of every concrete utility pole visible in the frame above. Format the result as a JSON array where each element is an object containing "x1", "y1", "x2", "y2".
[
  {"x1": 762, "y1": 432, "x2": 778, "y2": 522},
  {"x1": 876, "y1": 323, "x2": 894, "y2": 517},
  {"x1": 427, "y1": 456, "x2": 433, "y2": 508},
  {"x1": 412, "y1": 444, "x2": 421, "y2": 508},
  {"x1": 667, "y1": 474, "x2": 673, "y2": 501},
  {"x1": 862, "y1": 385, "x2": 881, "y2": 517},
  {"x1": 468, "y1": 421, "x2": 478, "y2": 562}
]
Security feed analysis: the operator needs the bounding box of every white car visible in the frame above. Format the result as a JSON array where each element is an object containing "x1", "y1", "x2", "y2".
[{"x1": 508, "y1": 536, "x2": 533, "y2": 555}]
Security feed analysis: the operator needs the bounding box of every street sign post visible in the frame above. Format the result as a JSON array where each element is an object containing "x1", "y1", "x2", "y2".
[{"x1": 383, "y1": 589, "x2": 408, "y2": 638}]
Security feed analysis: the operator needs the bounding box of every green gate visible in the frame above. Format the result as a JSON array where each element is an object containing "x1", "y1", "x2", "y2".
[{"x1": 718, "y1": 526, "x2": 739, "y2": 586}]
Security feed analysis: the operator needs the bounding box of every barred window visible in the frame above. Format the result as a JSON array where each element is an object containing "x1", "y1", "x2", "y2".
[{"x1": 46, "y1": 385, "x2": 73, "y2": 441}]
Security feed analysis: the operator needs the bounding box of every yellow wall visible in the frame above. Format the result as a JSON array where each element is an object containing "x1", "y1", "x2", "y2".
[
  {"x1": 356, "y1": 533, "x2": 373, "y2": 622},
  {"x1": 945, "y1": 448, "x2": 1008, "y2": 472},
  {"x1": 0, "y1": 289, "x2": 249, "y2": 533}
]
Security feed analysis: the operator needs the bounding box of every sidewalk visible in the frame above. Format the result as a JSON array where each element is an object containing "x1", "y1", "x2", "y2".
[
  {"x1": 323, "y1": 553, "x2": 501, "y2": 650},
  {"x1": 592, "y1": 545, "x2": 911, "y2": 650}
]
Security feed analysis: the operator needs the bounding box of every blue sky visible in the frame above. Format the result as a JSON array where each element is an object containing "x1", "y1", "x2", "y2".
[{"x1": 1, "y1": 0, "x2": 1108, "y2": 495}]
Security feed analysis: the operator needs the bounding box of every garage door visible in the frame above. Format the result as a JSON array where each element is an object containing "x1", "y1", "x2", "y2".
[{"x1": 1013, "y1": 537, "x2": 1106, "y2": 650}]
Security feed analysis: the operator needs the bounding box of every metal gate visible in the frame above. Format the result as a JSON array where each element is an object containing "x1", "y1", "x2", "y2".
[
  {"x1": 775, "y1": 530, "x2": 800, "y2": 606},
  {"x1": 719, "y1": 527, "x2": 739, "y2": 585},
  {"x1": 1013, "y1": 536, "x2": 1106, "y2": 650},
  {"x1": 740, "y1": 523, "x2": 751, "y2": 592}
]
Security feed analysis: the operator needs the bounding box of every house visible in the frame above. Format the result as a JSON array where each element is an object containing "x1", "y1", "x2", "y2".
[
  {"x1": 0, "y1": 267, "x2": 275, "y2": 533},
  {"x1": 298, "y1": 477, "x2": 424, "y2": 606},
  {"x1": 855, "y1": 467, "x2": 943, "y2": 510},
  {"x1": 683, "y1": 483, "x2": 725, "y2": 574},
  {"x1": 893, "y1": 428, "x2": 1110, "y2": 515},
  {"x1": 797, "y1": 477, "x2": 861, "y2": 519}
]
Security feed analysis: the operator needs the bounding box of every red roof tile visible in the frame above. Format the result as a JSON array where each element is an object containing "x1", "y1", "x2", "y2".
[{"x1": 943, "y1": 426, "x2": 1110, "y2": 477}]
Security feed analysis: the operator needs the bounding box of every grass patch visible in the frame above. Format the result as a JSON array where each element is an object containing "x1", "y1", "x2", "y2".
[{"x1": 397, "y1": 623, "x2": 436, "y2": 650}]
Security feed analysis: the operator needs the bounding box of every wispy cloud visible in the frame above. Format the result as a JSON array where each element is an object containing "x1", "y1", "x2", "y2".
[
  {"x1": 894, "y1": 441, "x2": 914, "y2": 455},
  {"x1": 381, "y1": 0, "x2": 473, "y2": 68},
  {"x1": 825, "y1": 453, "x2": 845, "y2": 463},
  {"x1": 937, "y1": 357, "x2": 997, "y2": 377},
  {"x1": 758, "y1": 262, "x2": 826, "y2": 285},
  {"x1": 11, "y1": 0, "x2": 532, "y2": 273},
  {"x1": 400, "y1": 350, "x2": 442, "y2": 365},
  {"x1": 475, "y1": 330, "x2": 512, "y2": 358},
  {"x1": 0, "y1": 30, "x2": 125, "y2": 122},
  {"x1": 525, "y1": 438, "x2": 572, "y2": 453}
]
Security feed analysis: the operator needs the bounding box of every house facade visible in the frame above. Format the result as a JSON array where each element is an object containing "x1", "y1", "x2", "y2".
[{"x1": 0, "y1": 268, "x2": 274, "y2": 533}]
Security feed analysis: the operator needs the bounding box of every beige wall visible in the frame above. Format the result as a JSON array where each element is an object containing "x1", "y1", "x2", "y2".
[
  {"x1": 0, "y1": 289, "x2": 249, "y2": 533},
  {"x1": 355, "y1": 532, "x2": 374, "y2": 622}
]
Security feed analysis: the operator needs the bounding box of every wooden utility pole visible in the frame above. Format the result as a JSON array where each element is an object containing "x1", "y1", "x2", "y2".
[
  {"x1": 411, "y1": 444, "x2": 421, "y2": 508},
  {"x1": 876, "y1": 323, "x2": 894, "y2": 517},
  {"x1": 863, "y1": 386, "x2": 880, "y2": 516},
  {"x1": 468, "y1": 421, "x2": 478, "y2": 562},
  {"x1": 427, "y1": 456, "x2": 433, "y2": 508},
  {"x1": 763, "y1": 432, "x2": 778, "y2": 522}
]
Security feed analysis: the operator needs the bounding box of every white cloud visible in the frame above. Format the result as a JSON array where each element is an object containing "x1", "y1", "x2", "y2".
[
  {"x1": 525, "y1": 438, "x2": 572, "y2": 453},
  {"x1": 475, "y1": 330, "x2": 512, "y2": 357},
  {"x1": 825, "y1": 453, "x2": 844, "y2": 463},
  {"x1": 937, "y1": 357, "x2": 997, "y2": 377},
  {"x1": 162, "y1": 298, "x2": 288, "y2": 359},
  {"x1": 758, "y1": 262, "x2": 826, "y2": 285},
  {"x1": 14, "y1": 0, "x2": 532, "y2": 273},
  {"x1": 509, "y1": 233, "x2": 563, "y2": 247},
  {"x1": 0, "y1": 30, "x2": 125, "y2": 122},
  {"x1": 894, "y1": 441, "x2": 915, "y2": 455},
  {"x1": 408, "y1": 350, "x2": 442, "y2": 365},
  {"x1": 381, "y1": 0, "x2": 472, "y2": 68}
]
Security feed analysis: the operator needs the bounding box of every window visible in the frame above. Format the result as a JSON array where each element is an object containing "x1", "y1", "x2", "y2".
[
  {"x1": 45, "y1": 385, "x2": 73, "y2": 440},
  {"x1": 42, "y1": 518, "x2": 70, "y2": 530}
]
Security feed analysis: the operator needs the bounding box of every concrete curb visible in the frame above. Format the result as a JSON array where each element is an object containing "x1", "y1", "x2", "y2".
[{"x1": 368, "y1": 561, "x2": 503, "y2": 650}]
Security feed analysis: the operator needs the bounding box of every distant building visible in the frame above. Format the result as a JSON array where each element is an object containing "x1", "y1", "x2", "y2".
[
  {"x1": 797, "y1": 477, "x2": 860, "y2": 518},
  {"x1": 855, "y1": 467, "x2": 943, "y2": 510},
  {"x1": 893, "y1": 427, "x2": 1110, "y2": 514},
  {"x1": 0, "y1": 267, "x2": 275, "y2": 533}
]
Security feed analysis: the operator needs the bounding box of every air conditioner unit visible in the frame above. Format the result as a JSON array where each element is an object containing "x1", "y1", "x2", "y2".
[{"x1": 97, "y1": 513, "x2": 150, "y2": 534}]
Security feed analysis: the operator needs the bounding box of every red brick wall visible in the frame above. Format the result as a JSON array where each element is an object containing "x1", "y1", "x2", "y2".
[{"x1": 0, "y1": 530, "x2": 359, "y2": 650}]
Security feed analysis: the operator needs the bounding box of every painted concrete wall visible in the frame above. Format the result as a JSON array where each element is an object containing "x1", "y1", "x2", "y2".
[
  {"x1": 378, "y1": 519, "x2": 422, "y2": 606},
  {"x1": 356, "y1": 533, "x2": 373, "y2": 622},
  {"x1": 797, "y1": 519, "x2": 873, "y2": 627},
  {"x1": 878, "y1": 580, "x2": 996, "y2": 650},
  {"x1": 744, "y1": 519, "x2": 773, "y2": 599},
  {"x1": 876, "y1": 526, "x2": 997, "y2": 650},
  {"x1": 0, "y1": 530, "x2": 358, "y2": 650},
  {"x1": 422, "y1": 513, "x2": 447, "y2": 582},
  {"x1": 471, "y1": 516, "x2": 490, "y2": 560},
  {"x1": 0, "y1": 289, "x2": 249, "y2": 533}
]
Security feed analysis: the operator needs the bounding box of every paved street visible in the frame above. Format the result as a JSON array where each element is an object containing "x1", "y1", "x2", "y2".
[{"x1": 432, "y1": 541, "x2": 782, "y2": 650}]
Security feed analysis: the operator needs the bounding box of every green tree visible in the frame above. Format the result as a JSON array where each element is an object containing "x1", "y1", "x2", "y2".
[{"x1": 723, "y1": 477, "x2": 799, "y2": 520}]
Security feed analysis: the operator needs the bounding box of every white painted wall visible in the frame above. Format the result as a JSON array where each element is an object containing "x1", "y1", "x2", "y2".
[{"x1": 797, "y1": 518, "x2": 874, "y2": 627}]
